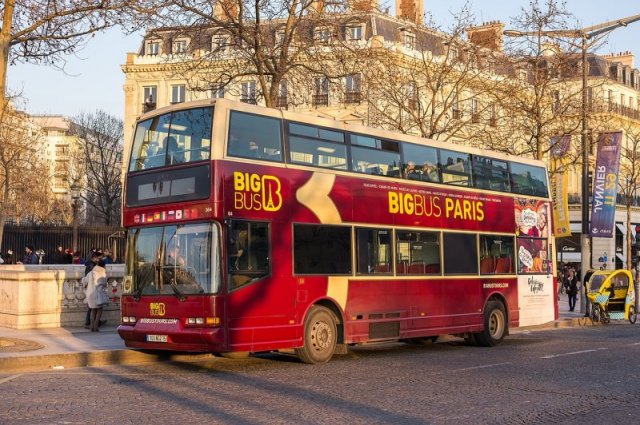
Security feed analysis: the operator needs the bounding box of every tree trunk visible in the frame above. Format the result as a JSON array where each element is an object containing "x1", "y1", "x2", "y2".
[{"x1": 0, "y1": 0, "x2": 15, "y2": 116}]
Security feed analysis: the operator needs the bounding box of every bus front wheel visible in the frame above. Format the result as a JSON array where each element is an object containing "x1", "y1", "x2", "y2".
[
  {"x1": 475, "y1": 300, "x2": 507, "y2": 347},
  {"x1": 295, "y1": 306, "x2": 337, "y2": 364}
]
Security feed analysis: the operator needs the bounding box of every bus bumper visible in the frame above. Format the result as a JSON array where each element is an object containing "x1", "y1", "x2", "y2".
[{"x1": 118, "y1": 324, "x2": 226, "y2": 353}]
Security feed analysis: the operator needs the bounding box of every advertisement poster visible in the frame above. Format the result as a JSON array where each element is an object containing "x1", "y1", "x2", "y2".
[
  {"x1": 515, "y1": 198, "x2": 551, "y2": 274},
  {"x1": 517, "y1": 275, "x2": 555, "y2": 326},
  {"x1": 590, "y1": 132, "x2": 623, "y2": 238},
  {"x1": 550, "y1": 135, "x2": 571, "y2": 237}
]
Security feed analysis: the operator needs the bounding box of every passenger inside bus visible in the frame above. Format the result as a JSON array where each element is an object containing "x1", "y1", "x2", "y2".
[{"x1": 405, "y1": 161, "x2": 422, "y2": 180}]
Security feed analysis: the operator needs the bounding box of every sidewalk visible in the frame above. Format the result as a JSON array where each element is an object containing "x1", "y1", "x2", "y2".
[{"x1": 0, "y1": 298, "x2": 587, "y2": 374}]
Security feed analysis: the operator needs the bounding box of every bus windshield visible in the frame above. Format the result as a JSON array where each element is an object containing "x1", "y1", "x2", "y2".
[
  {"x1": 129, "y1": 107, "x2": 213, "y2": 172},
  {"x1": 125, "y1": 223, "x2": 220, "y2": 295}
]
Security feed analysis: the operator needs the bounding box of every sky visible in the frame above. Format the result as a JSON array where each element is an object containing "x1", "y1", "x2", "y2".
[{"x1": 8, "y1": 1, "x2": 640, "y2": 120}]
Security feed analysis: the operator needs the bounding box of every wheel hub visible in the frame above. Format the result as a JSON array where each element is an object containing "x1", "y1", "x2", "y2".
[{"x1": 311, "y1": 321, "x2": 332, "y2": 350}]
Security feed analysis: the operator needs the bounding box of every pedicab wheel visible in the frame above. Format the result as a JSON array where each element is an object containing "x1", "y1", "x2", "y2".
[
  {"x1": 629, "y1": 305, "x2": 637, "y2": 324},
  {"x1": 474, "y1": 300, "x2": 507, "y2": 347},
  {"x1": 295, "y1": 306, "x2": 337, "y2": 364},
  {"x1": 590, "y1": 305, "x2": 600, "y2": 323}
]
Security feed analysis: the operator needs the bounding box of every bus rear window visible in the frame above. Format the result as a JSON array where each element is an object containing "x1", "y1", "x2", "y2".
[{"x1": 129, "y1": 107, "x2": 213, "y2": 172}]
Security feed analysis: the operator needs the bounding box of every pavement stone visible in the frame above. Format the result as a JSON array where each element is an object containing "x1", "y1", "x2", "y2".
[{"x1": 0, "y1": 296, "x2": 591, "y2": 374}]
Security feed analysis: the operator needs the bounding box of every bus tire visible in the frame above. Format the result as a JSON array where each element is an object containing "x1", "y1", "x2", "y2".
[
  {"x1": 475, "y1": 300, "x2": 507, "y2": 347},
  {"x1": 295, "y1": 306, "x2": 337, "y2": 364},
  {"x1": 629, "y1": 305, "x2": 637, "y2": 324}
]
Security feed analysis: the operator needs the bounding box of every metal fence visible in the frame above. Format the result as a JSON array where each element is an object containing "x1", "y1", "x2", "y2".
[{"x1": 1, "y1": 225, "x2": 126, "y2": 264}]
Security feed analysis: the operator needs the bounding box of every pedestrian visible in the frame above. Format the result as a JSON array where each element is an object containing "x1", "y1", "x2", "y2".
[
  {"x1": 83, "y1": 251, "x2": 101, "y2": 328},
  {"x1": 582, "y1": 269, "x2": 595, "y2": 317},
  {"x1": 566, "y1": 269, "x2": 579, "y2": 312},
  {"x1": 102, "y1": 248, "x2": 113, "y2": 265},
  {"x1": 82, "y1": 259, "x2": 109, "y2": 332},
  {"x1": 52, "y1": 245, "x2": 70, "y2": 264},
  {"x1": 18, "y1": 245, "x2": 38, "y2": 265}
]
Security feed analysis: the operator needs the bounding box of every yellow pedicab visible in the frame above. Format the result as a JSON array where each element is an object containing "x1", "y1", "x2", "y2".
[{"x1": 587, "y1": 269, "x2": 637, "y2": 324}]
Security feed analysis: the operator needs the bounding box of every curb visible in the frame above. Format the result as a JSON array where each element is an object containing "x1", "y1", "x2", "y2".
[
  {"x1": 0, "y1": 319, "x2": 586, "y2": 373},
  {"x1": 0, "y1": 349, "x2": 217, "y2": 374}
]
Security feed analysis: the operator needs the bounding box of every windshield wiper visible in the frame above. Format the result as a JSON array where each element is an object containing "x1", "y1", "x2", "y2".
[{"x1": 133, "y1": 263, "x2": 155, "y2": 301}]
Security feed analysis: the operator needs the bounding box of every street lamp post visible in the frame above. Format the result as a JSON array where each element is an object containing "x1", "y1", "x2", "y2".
[
  {"x1": 505, "y1": 14, "x2": 640, "y2": 315},
  {"x1": 71, "y1": 182, "x2": 81, "y2": 253}
]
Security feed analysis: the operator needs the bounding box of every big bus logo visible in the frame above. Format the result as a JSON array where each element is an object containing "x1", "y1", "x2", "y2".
[
  {"x1": 150, "y1": 302, "x2": 166, "y2": 316},
  {"x1": 233, "y1": 171, "x2": 283, "y2": 212}
]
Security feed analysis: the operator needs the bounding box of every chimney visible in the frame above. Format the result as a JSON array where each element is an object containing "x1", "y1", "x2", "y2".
[
  {"x1": 602, "y1": 51, "x2": 635, "y2": 68},
  {"x1": 395, "y1": 0, "x2": 424, "y2": 25},
  {"x1": 466, "y1": 21, "x2": 505, "y2": 52},
  {"x1": 214, "y1": 0, "x2": 239, "y2": 21},
  {"x1": 350, "y1": 0, "x2": 379, "y2": 12},
  {"x1": 310, "y1": 0, "x2": 325, "y2": 14}
]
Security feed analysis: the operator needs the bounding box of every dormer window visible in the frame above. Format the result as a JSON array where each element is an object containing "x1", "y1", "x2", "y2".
[
  {"x1": 275, "y1": 29, "x2": 286, "y2": 46},
  {"x1": 518, "y1": 69, "x2": 528, "y2": 81},
  {"x1": 314, "y1": 27, "x2": 332, "y2": 44},
  {"x1": 402, "y1": 31, "x2": 416, "y2": 50},
  {"x1": 174, "y1": 38, "x2": 189, "y2": 54},
  {"x1": 146, "y1": 40, "x2": 160, "y2": 56},
  {"x1": 212, "y1": 34, "x2": 230, "y2": 52},
  {"x1": 346, "y1": 25, "x2": 363, "y2": 41}
]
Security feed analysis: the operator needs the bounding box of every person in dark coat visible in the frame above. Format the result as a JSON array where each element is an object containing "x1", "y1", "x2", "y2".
[
  {"x1": 52, "y1": 245, "x2": 70, "y2": 264},
  {"x1": 565, "y1": 269, "x2": 579, "y2": 312}
]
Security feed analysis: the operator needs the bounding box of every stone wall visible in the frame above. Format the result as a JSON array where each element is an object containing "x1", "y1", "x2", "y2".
[{"x1": 0, "y1": 265, "x2": 124, "y2": 329}]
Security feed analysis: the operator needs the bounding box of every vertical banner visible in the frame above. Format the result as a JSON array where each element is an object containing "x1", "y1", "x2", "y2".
[
  {"x1": 550, "y1": 135, "x2": 571, "y2": 237},
  {"x1": 590, "y1": 132, "x2": 623, "y2": 238}
]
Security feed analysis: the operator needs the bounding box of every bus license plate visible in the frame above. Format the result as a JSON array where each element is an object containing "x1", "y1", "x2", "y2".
[{"x1": 146, "y1": 334, "x2": 168, "y2": 343}]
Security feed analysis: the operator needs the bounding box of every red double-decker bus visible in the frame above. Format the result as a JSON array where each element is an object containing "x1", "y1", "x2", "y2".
[{"x1": 118, "y1": 99, "x2": 557, "y2": 363}]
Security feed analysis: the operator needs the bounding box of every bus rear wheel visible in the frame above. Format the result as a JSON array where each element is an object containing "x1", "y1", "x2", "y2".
[
  {"x1": 629, "y1": 305, "x2": 637, "y2": 324},
  {"x1": 295, "y1": 306, "x2": 337, "y2": 364},
  {"x1": 474, "y1": 300, "x2": 507, "y2": 347}
]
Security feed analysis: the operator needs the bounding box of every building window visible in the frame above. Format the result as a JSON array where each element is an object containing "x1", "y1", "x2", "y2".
[
  {"x1": 314, "y1": 27, "x2": 332, "y2": 44},
  {"x1": 211, "y1": 84, "x2": 224, "y2": 99},
  {"x1": 452, "y1": 92, "x2": 461, "y2": 119},
  {"x1": 402, "y1": 31, "x2": 416, "y2": 50},
  {"x1": 146, "y1": 41, "x2": 160, "y2": 56},
  {"x1": 174, "y1": 39, "x2": 188, "y2": 54},
  {"x1": 552, "y1": 90, "x2": 560, "y2": 115},
  {"x1": 471, "y1": 98, "x2": 479, "y2": 123},
  {"x1": 518, "y1": 69, "x2": 528, "y2": 81},
  {"x1": 212, "y1": 34, "x2": 229, "y2": 52},
  {"x1": 313, "y1": 76, "x2": 329, "y2": 107},
  {"x1": 241, "y1": 81, "x2": 257, "y2": 104},
  {"x1": 277, "y1": 80, "x2": 288, "y2": 108},
  {"x1": 171, "y1": 84, "x2": 186, "y2": 104},
  {"x1": 489, "y1": 103, "x2": 497, "y2": 127},
  {"x1": 346, "y1": 25, "x2": 363, "y2": 41},
  {"x1": 143, "y1": 86, "x2": 157, "y2": 112},
  {"x1": 275, "y1": 29, "x2": 286, "y2": 46},
  {"x1": 345, "y1": 74, "x2": 361, "y2": 104}
]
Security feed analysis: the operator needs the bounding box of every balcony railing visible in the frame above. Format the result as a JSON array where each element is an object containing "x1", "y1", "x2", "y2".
[
  {"x1": 453, "y1": 109, "x2": 462, "y2": 119},
  {"x1": 471, "y1": 113, "x2": 480, "y2": 124},
  {"x1": 240, "y1": 97, "x2": 257, "y2": 104},
  {"x1": 567, "y1": 192, "x2": 640, "y2": 207},
  {"x1": 312, "y1": 94, "x2": 329, "y2": 107},
  {"x1": 345, "y1": 91, "x2": 361, "y2": 104},
  {"x1": 489, "y1": 117, "x2": 497, "y2": 127},
  {"x1": 564, "y1": 101, "x2": 640, "y2": 121},
  {"x1": 142, "y1": 102, "x2": 156, "y2": 113}
]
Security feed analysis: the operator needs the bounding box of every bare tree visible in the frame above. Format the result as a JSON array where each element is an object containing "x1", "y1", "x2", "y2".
[
  {"x1": 616, "y1": 124, "x2": 640, "y2": 269},
  {"x1": 0, "y1": 99, "x2": 49, "y2": 249},
  {"x1": 492, "y1": 0, "x2": 588, "y2": 160},
  {"x1": 71, "y1": 111, "x2": 123, "y2": 226},
  {"x1": 129, "y1": 0, "x2": 368, "y2": 107},
  {"x1": 0, "y1": 0, "x2": 132, "y2": 116},
  {"x1": 360, "y1": 7, "x2": 504, "y2": 141}
]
